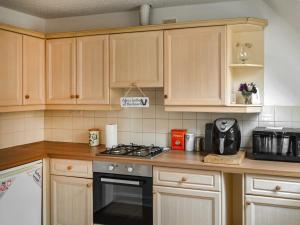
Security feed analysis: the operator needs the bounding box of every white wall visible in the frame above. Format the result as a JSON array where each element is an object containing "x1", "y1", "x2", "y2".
[
  {"x1": 1, "y1": 1, "x2": 300, "y2": 106},
  {"x1": 0, "y1": 6, "x2": 45, "y2": 31}
]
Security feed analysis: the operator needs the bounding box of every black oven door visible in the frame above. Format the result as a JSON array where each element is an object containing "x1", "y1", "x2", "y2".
[{"x1": 93, "y1": 172, "x2": 152, "y2": 225}]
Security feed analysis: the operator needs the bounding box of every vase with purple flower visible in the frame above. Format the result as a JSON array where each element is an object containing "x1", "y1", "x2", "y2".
[{"x1": 238, "y1": 82, "x2": 257, "y2": 104}]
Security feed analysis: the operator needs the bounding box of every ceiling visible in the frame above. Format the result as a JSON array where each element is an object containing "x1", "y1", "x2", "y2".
[{"x1": 0, "y1": 0, "x2": 239, "y2": 19}]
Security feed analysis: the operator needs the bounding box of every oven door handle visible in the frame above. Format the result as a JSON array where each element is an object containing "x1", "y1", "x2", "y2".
[{"x1": 100, "y1": 177, "x2": 140, "y2": 186}]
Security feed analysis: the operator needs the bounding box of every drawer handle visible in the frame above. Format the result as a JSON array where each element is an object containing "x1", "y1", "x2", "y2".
[
  {"x1": 179, "y1": 177, "x2": 187, "y2": 183},
  {"x1": 275, "y1": 185, "x2": 281, "y2": 192},
  {"x1": 67, "y1": 165, "x2": 73, "y2": 171},
  {"x1": 86, "y1": 183, "x2": 92, "y2": 188}
]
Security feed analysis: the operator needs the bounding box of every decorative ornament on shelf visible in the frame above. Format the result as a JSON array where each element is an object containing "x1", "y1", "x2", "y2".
[
  {"x1": 238, "y1": 82, "x2": 260, "y2": 105},
  {"x1": 236, "y1": 42, "x2": 252, "y2": 64}
]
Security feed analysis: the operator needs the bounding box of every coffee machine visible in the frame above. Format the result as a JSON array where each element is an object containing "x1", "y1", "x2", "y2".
[{"x1": 204, "y1": 118, "x2": 241, "y2": 155}]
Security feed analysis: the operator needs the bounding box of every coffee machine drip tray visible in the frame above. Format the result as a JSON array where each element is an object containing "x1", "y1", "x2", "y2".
[{"x1": 250, "y1": 127, "x2": 300, "y2": 162}]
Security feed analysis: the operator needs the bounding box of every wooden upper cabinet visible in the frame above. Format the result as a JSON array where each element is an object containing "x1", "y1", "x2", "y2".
[
  {"x1": 23, "y1": 36, "x2": 45, "y2": 105},
  {"x1": 77, "y1": 35, "x2": 109, "y2": 104},
  {"x1": 164, "y1": 26, "x2": 226, "y2": 106},
  {"x1": 46, "y1": 38, "x2": 76, "y2": 104},
  {"x1": 110, "y1": 31, "x2": 163, "y2": 88},
  {"x1": 0, "y1": 30, "x2": 22, "y2": 106}
]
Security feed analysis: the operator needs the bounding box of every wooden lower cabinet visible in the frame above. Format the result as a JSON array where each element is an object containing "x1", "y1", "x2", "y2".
[
  {"x1": 245, "y1": 195, "x2": 300, "y2": 225},
  {"x1": 51, "y1": 175, "x2": 93, "y2": 225},
  {"x1": 153, "y1": 185, "x2": 221, "y2": 225}
]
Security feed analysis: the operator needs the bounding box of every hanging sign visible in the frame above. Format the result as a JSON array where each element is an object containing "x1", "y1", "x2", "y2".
[{"x1": 120, "y1": 97, "x2": 149, "y2": 108}]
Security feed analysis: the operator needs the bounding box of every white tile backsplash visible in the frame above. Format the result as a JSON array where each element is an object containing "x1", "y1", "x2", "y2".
[{"x1": 2, "y1": 90, "x2": 300, "y2": 151}]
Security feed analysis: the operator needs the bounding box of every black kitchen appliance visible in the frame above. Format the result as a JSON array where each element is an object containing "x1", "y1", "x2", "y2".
[
  {"x1": 93, "y1": 161, "x2": 152, "y2": 225},
  {"x1": 204, "y1": 118, "x2": 241, "y2": 155},
  {"x1": 250, "y1": 127, "x2": 300, "y2": 162}
]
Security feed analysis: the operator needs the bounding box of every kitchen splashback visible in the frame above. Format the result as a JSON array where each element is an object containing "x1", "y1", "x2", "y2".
[
  {"x1": 44, "y1": 89, "x2": 300, "y2": 148},
  {"x1": 0, "y1": 111, "x2": 44, "y2": 149}
]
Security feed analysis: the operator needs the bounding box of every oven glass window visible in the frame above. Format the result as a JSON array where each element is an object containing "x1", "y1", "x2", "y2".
[{"x1": 94, "y1": 173, "x2": 152, "y2": 225}]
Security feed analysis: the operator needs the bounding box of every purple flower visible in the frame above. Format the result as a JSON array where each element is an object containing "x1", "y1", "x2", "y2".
[{"x1": 238, "y1": 82, "x2": 257, "y2": 96}]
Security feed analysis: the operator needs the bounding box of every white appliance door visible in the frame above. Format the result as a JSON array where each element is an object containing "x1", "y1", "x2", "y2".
[{"x1": 0, "y1": 160, "x2": 42, "y2": 225}]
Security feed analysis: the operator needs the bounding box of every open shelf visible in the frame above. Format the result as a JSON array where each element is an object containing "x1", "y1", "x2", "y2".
[{"x1": 230, "y1": 63, "x2": 264, "y2": 68}]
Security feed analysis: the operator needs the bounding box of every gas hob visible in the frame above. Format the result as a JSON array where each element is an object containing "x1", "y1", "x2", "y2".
[{"x1": 97, "y1": 144, "x2": 164, "y2": 159}]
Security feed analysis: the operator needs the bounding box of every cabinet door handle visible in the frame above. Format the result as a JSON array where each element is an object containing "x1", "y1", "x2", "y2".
[
  {"x1": 76, "y1": 95, "x2": 79, "y2": 99},
  {"x1": 86, "y1": 183, "x2": 92, "y2": 188},
  {"x1": 66, "y1": 165, "x2": 72, "y2": 170},
  {"x1": 164, "y1": 94, "x2": 168, "y2": 99},
  {"x1": 245, "y1": 201, "x2": 251, "y2": 206},
  {"x1": 179, "y1": 177, "x2": 187, "y2": 183},
  {"x1": 70, "y1": 95, "x2": 75, "y2": 99},
  {"x1": 275, "y1": 185, "x2": 281, "y2": 192},
  {"x1": 25, "y1": 95, "x2": 30, "y2": 99}
]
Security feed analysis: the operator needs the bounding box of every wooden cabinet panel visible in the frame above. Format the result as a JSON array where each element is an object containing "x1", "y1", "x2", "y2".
[
  {"x1": 164, "y1": 26, "x2": 225, "y2": 106},
  {"x1": 110, "y1": 31, "x2": 163, "y2": 88},
  {"x1": 50, "y1": 159, "x2": 92, "y2": 178},
  {"x1": 23, "y1": 35, "x2": 45, "y2": 105},
  {"x1": 245, "y1": 195, "x2": 300, "y2": 225},
  {"x1": 51, "y1": 175, "x2": 93, "y2": 225},
  {"x1": 46, "y1": 38, "x2": 76, "y2": 104},
  {"x1": 153, "y1": 186, "x2": 221, "y2": 225},
  {"x1": 77, "y1": 35, "x2": 109, "y2": 104},
  {"x1": 0, "y1": 30, "x2": 22, "y2": 106},
  {"x1": 153, "y1": 167, "x2": 221, "y2": 191},
  {"x1": 246, "y1": 174, "x2": 300, "y2": 200}
]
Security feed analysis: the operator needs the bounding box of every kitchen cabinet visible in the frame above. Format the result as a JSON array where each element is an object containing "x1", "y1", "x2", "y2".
[
  {"x1": 77, "y1": 35, "x2": 109, "y2": 104},
  {"x1": 23, "y1": 36, "x2": 45, "y2": 105},
  {"x1": 46, "y1": 36, "x2": 111, "y2": 106},
  {"x1": 50, "y1": 159, "x2": 93, "y2": 225},
  {"x1": 245, "y1": 195, "x2": 300, "y2": 225},
  {"x1": 51, "y1": 175, "x2": 93, "y2": 225},
  {"x1": 153, "y1": 186, "x2": 221, "y2": 225},
  {"x1": 164, "y1": 26, "x2": 225, "y2": 106},
  {"x1": 46, "y1": 38, "x2": 76, "y2": 104},
  {"x1": 153, "y1": 167, "x2": 221, "y2": 225},
  {"x1": 110, "y1": 31, "x2": 163, "y2": 88},
  {"x1": 0, "y1": 30, "x2": 22, "y2": 106}
]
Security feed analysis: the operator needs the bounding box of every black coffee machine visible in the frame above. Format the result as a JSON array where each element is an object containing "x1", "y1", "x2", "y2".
[{"x1": 204, "y1": 118, "x2": 241, "y2": 155}]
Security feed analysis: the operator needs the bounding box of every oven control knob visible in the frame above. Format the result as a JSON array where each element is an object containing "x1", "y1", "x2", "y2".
[
  {"x1": 127, "y1": 166, "x2": 134, "y2": 173},
  {"x1": 108, "y1": 165, "x2": 115, "y2": 171}
]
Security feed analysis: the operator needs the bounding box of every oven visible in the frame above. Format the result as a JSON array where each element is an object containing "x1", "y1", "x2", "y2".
[{"x1": 93, "y1": 161, "x2": 153, "y2": 225}]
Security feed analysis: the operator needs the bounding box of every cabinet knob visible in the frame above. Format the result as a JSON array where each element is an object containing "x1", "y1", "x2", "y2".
[
  {"x1": 275, "y1": 185, "x2": 281, "y2": 192},
  {"x1": 25, "y1": 95, "x2": 30, "y2": 99},
  {"x1": 246, "y1": 201, "x2": 251, "y2": 206},
  {"x1": 164, "y1": 94, "x2": 168, "y2": 99},
  {"x1": 76, "y1": 95, "x2": 79, "y2": 99},
  {"x1": 180, "y1": 177, "x2": 187, "y2": 183},
  {"x1": 66, "y1": 165, "x2": 72, "y2": 170},
  {"x1": 70, "y1": 95, "x2": 75, "y2": 99},
  {"x1": 86, "y1": 183, "x2": 92, "y2": 188}
]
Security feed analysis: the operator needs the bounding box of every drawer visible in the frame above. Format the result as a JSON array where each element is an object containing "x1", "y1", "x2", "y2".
[
  {"x1": 153, "y1": 167, "x2": 221, "y2": 191},
  {"x1": 50, "y1": 159, "x2": 92, "y2": 178},
  {"x1": 246, "y1": 174, "x2": 300, "y2": 200}
]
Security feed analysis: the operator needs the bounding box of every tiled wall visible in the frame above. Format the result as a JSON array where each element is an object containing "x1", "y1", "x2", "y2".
[
  {"x1": 0, "y1": 111, "x2": 44, "y2": 149},
  {"x1": 44, "y1": 89, "x2": 300, "y2": 148}
]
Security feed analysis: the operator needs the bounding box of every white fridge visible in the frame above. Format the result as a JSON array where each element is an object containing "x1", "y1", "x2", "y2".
[{"x1": 0, "y1": 160, "x2": 42, "y2": 225}]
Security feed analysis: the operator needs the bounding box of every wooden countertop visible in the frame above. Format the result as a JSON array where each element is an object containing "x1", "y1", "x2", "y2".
[{"x1": 1, "y1": 141, "x2": 300, "y2": 177}]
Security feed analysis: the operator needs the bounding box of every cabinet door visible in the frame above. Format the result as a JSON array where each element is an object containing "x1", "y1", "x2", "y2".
[
  {"x1": 77, "y1": 35, "x2": 109, "y2": 104},
  {"x1": 245, "y1": 195, "x2": 300, "y2": 225},
  {"x1": 164, "y1": 26, "x2": 225, "y2": 106},
  {"x1": 110, "y1": 31, "x2": 163, "y2": 88},
  {"x1": 46, "y1": 38, "x2": 76, "y2": 104},
  {"x1": 23, "y1": 36, "x2": 45, "y2": 105},
  {"x1": 51, "y1": 175, "x2": 93, "y2": 225},
  {"x1": 153, "y1": 186, "x2": 221, "y2": 225},
  {"x1": 0, "y1": 30, "x2": 22, "y2": 106}
]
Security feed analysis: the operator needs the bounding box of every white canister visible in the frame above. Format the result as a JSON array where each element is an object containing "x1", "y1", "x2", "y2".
[
  {"x1": 185, "y1": 133, "x2": 195, "y2": 151},
  {"x1": 89, "y1": 129, "x2": 100, "y2": 147},
  {"x1": 139, "y1": 4, "x2": 151, "y2": 25}
]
